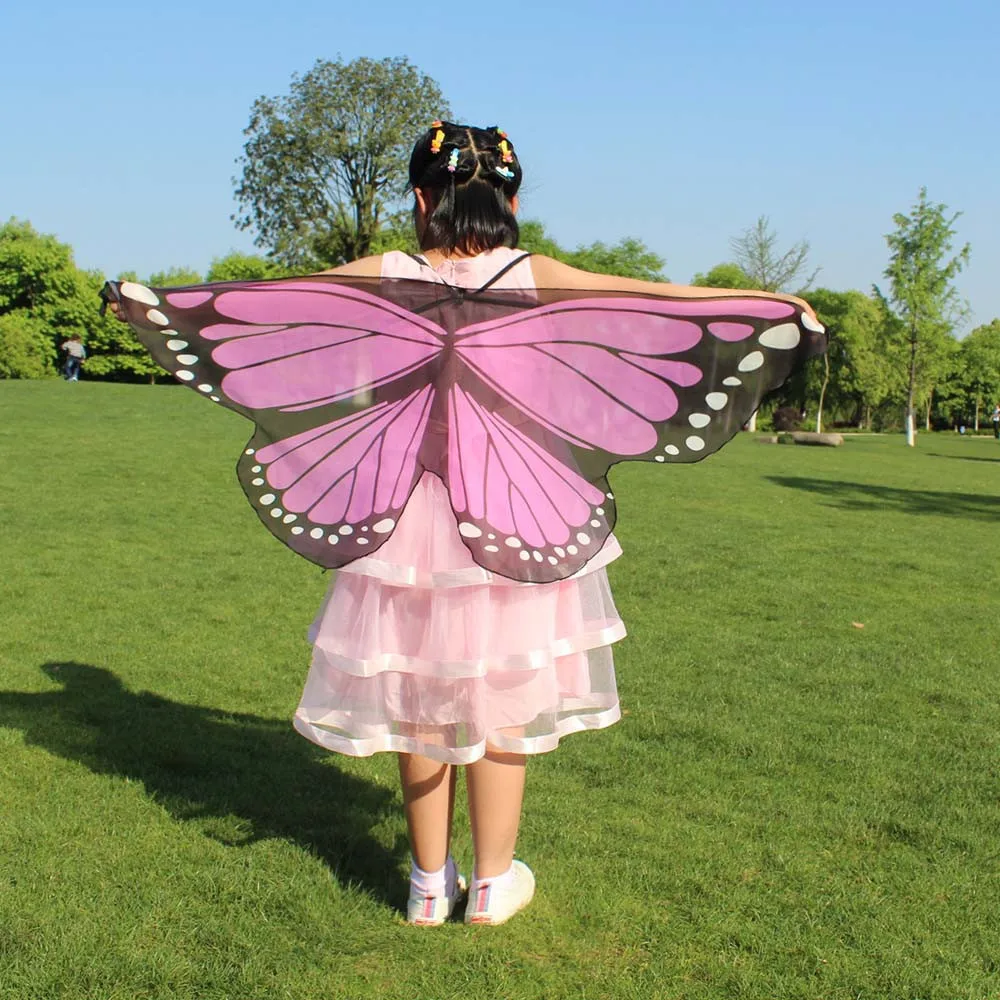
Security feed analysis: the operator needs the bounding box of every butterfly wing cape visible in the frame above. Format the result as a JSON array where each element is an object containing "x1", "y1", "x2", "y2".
[{"x1": 101, "y1": 273, "x2": 826, "y2": 583}]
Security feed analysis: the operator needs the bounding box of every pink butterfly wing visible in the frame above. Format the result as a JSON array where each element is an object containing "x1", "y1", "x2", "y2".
[
  {"x1": 446, "y1": 385, "x2": 613, "y2": 582},
  {"x1": 455, "y1": 295, "x2": 822, "y2": 464},
  {"x1": 107, "y1": 277, "x2": 446, "y2": 566},
  {"x1": 238, "y1": 386, "x2": 434, "y2": 566}
]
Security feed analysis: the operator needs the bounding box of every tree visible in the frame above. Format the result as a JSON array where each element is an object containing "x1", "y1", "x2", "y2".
[
  {"x1": 0, "y1": 313, "x2": 54, "y2": 378},
  {"x1": 0, "y1": 219, "x2": 105, "y2": 378},
  {"x1": 518, "y1": 220, "x2": 666, "y2": 279},
  {"x1": 957, "y1": 320, "x2": 1000, "y2": 429},
  {"x1": 729, "y1": 216, "x2": 818, "y2": 292},
  {"x1": 147, "y1": 266, "x2": 202, "y2": 287},
  {"x1": 207, "y1": 252, "x2": 288, "y2": 282},
  {"x1": 234, "y1": 57, "x2": 449, "y2": 270},
  {"x1": 805, "y1": 289, "x2": 899, "y2": 430},
  {"x1": 877, "y1": 188, "x2": 970, "y2": 446},
  {"x1": 690, "y1": 262, "x2": 757, "y2": 289}
]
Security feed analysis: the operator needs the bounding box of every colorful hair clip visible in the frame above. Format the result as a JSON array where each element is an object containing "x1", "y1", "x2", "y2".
[
  {"x1": 431, "y1": 120, "x2": 443, "y2": 128},
  {"x1": 447, "y1": 148, "x2": 460, "y2": 172},
  {"x1": 497, "y1": 129, "x2": 507, "y2": 138},
  {"x1": 430, "y1": 129, "x2": 445, "y2": 154},
  {"x1": 495, "y1": 165, "x2": 515, "y2": 180},
  {"x1": 498, "y1": 139, "x2": 514, "y2": 164}
]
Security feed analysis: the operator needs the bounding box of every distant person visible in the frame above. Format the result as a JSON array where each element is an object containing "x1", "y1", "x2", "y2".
[
  {"x1": 61, "y1": 335, "x2": 86, "y2": 381},
  {"x1": 992, "y1": 403, "x2": 999, "y2": 440}
]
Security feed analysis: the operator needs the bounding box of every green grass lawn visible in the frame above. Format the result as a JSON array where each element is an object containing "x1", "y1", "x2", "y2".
[{"x1": 1, "y1": 381, "x2": 998, "y2": 1000}]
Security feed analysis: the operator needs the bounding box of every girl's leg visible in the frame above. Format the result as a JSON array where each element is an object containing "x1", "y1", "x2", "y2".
[
  {"x1": 466, "y1": 748, "x2": 526, "y2": 878},
  {"x1": 397, "y1": 753, "x2": 457, "y2": 872}
]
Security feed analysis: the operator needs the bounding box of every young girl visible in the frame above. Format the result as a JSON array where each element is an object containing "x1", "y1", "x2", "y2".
[{"x1": 288, "y1": 121, "x2": 818, "y2": 926}]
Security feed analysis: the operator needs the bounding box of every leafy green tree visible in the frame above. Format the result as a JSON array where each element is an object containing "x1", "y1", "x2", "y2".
[
  {"x1": 690, "y1": 262, "x2": 757, "y2": 289},
  {"x1": 0, "y1": 312, "x2": 55, "y2": 378},
  {"x1": 729, "y1": 216, "x2": 818, "y2": 292},
  {"x1": 207, "y1": 252, "x2": 288, "y2": 282},
  {"x1": 957, "y1": 320, "x2": 1000, "y2": 429},
  {"x1": 877, "y1": 188, "x2": 970, "y2": 445},
  {"x1": 147, "y1": 267, "x2": 202, "y2": 287},
  {"x1": 234, "y1": 57, "x2": 449, "y2": 269},
  {"x1": 517, "y1": 220, "x2": 665, "y2": 279},
  {"x1": 0, "y1": 219, "x2": 107, "y2": 378},
  {"x1": 805, "y1": 289, "x2": 900, "y2": 430}
]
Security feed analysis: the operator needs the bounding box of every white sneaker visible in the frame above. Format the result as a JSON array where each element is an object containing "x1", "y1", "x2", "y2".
[
  {"x1": 406, "y1": 873, "x2": 467, "y2": 926},
  {"x1": 464, "y1": 861, "x2": 535, "y2": 925}
]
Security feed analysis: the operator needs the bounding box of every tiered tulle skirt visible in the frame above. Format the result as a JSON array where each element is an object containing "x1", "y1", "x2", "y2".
[{"x1": 293, "y1": 474, "x2": 626, "y2": 764}]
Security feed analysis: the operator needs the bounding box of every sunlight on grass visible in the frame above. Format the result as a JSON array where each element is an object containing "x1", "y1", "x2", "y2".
[{"x1": 1, "y1": 382, "x2": 998, "y2": 999}]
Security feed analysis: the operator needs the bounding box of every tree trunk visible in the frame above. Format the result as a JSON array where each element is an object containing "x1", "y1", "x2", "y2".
[
  {"x1": 746, "y1": 410, "x2": 758, "y2": 432},
  {"x1": 815, "y1": 352, "x2": 830, "y2": 433},
  {"x1": 925, "y1": 393, "x2": 932, "y2": 432},
  {"x1": 974, "y1": 396, "x2": 980, "y2": 432},
  {"x1": 905, "y1": 328, "x2": 918, "y2": 446}
]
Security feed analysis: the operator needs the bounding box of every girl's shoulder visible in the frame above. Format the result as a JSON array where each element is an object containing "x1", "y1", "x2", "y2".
[{"x1": 317, "y1": 255, "x2": 384, "y2": 278}]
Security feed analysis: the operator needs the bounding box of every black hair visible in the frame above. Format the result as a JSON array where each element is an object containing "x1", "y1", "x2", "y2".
[{"x1": 408, "y1": 122, "x2": 522, "y2": 254}]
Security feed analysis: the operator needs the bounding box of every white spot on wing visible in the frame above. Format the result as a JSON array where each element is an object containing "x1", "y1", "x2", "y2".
[
  {"x1": 146, "y1": 309, "x2": 169, "y2": 326},
  {"x1": 689, "y1": 413, "x2": 711, "y2": 428},
  {"x1": 705, "y1": 392, "x2": 728, "y2": 410},
  {"x1": 176, "y1": 354, "x2": 199, "y2": 365},
  {"x1": 459, "y1": 522, "x2": 482, "y2": 538},
  {"x1": 166, "y1": 339, "x2": 188, "y2": 351},
  {"x1": 758, "y1": 323, "x2": 801, "y2": 350},
  {"x1": 519, "y1": 550, "x2": 530, "y2": 561},
  {"x1": 576, "y1": 532, "x2": 591, "y2": 545},
  {"x1": 664, "y1": 444, "x2": 680, "y2": 456},
  {"x1": 259, "y1": 494, "x2": 276, "y2": 505},
  {"x1": 738, "y1": 351, "x2": 764, "y2": 372},
  {"x1": 505, "y1": 537, "x2": 522, "y2": 548},
  {"x1": 338, "y1": 525, "x2": 354, "y2": 536},
  {"x1": 802, "y1": 312, "x2": 825, "y2": 334},
  {"x1": 686, "y1": 436, "x2": 706, "y2": 451},
  {"x1": 120, "y1": 282, "x2": 159, "y2": 306},
  {"x1": 310, "y1": 528, "x2": 324, "y2": 540},
  {"x1": 291, "y1": 526, "x2": 304, "y2": 535},
  {"x1": 723, "y1": 377, "x2": 742, "y2": 387},
  {"x1": 484, "y1": 544, "x2": 499, "y2": 553},
  {"x1": 176, "y1": 371, "x2": 195, "y2": 382},
  {"x1": 373, "y1": 518, "x2": 395, "y2": 534}
]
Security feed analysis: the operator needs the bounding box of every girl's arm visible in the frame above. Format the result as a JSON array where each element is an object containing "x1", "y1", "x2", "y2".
[{"x1": 528, "y1": 254, "x2": 815, "y2": 316}]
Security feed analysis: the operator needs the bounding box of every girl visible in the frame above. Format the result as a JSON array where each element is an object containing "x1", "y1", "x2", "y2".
[{"x1": 290, "y1": 121, "x2": 818, "y2": 926}]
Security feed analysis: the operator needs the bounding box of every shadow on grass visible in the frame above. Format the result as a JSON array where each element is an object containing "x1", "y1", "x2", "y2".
[
  {"x1": 0, "y1": 662, "x2": 407, "y2": 910},
  {"x1": 926, "y1": 451, "x2": 1000, "y2": 464},
  {"x1": 767, "y1": 477, "x2": 1000, "y2": 520}
]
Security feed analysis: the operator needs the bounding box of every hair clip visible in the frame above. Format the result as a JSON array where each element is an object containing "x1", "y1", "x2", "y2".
[
  {"x1": 495, "y1": 165, "x2": 515, "y2": 180},
  {"x1": 498, "y1": 139, "x2": 514, "y2": 164},
  {"x1": 447, "y1": 148, "x2": 460, "y2": 172},
  {"x1": 496, "y1": 129, "x2": 507, "y2": 138},
  {"x1": 430, "y1": 129, "x2": 445, "y2": 154},
  {"x1": 431, "y1": 120, "x2": 443, "y2": 128}
]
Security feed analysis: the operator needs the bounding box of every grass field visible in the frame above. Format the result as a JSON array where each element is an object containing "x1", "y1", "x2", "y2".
[{"x1": 1, "y1": 380, "x2": 998, "y2": 1000}]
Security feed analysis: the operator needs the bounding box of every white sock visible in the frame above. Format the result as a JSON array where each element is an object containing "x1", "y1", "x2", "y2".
[
  {"x1": 470, "y1": 863, "x2": 515, "y2": 896},
  {"x1": 410, "y1": 856, "x2": 458, "y2": 898}
]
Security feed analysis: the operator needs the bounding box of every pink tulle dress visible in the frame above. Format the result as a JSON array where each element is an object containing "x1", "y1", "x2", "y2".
[{"x1": 293, "y1": 248, "x2": 626, "y2": 763}]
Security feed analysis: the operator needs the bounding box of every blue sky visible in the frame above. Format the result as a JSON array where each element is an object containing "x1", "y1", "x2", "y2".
[{"x1": 2, "y1": 0, "x2": 997, "y2": 327}]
